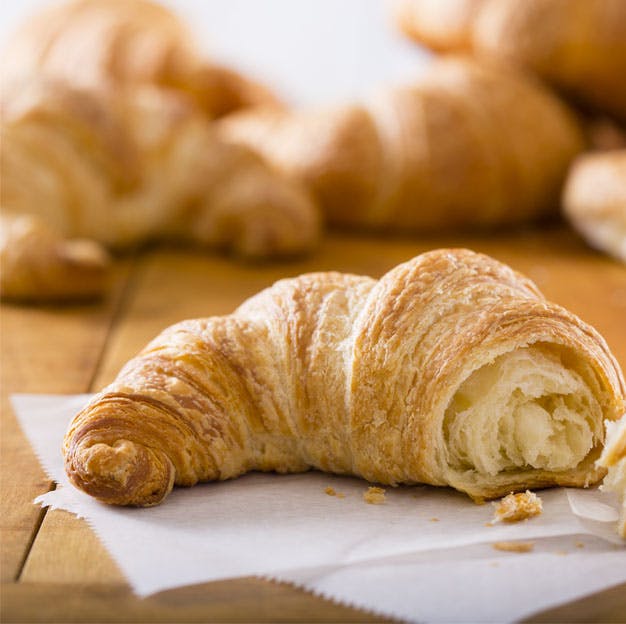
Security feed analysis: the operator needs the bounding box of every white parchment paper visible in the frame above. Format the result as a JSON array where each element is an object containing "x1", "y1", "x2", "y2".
[{"x1": 12, "y1": 394, "x2": 626, "y2": 623}]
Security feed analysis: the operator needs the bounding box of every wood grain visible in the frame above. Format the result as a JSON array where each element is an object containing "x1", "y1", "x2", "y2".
[
  {"x1": 0, "y1": 260, "x2": 132, "y2": 582},
  {"x1": 2, "y1": 230, "x2": 625, "y2": 623}
]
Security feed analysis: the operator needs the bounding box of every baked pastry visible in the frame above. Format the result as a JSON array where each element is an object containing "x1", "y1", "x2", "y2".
[
  {"x1": 562, "y1": 151, "x2": 626, "y2": 263},
  {"x1": 598, "y1": 416, "x2": 626, "y2": 538},
  {"x1": 218, "y1": 57, "x2": 583, "y2": 231},
  {"x1": 1, "y1": 79, "x2": 319, "y2": 258},
  {"x1": 396, "y1": 0, "x2": 626, "y2": 122},
  {"x1": 63, "y1": 249, "x2": 625, "y2": 506},
  {"x1": 1, "y1": 0, "x2": 280, "y2": 119},
  {"x1": 0, "y1": 214, "x2": 110, "y2": 302}
]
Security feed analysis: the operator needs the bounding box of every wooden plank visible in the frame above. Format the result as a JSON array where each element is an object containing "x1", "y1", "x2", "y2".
[
  {"x1": 12, "y1": 230, "x2": 626, "y2": 622},
  {"x1": 0, "y1": 259, "x2": 133, "y2": 582},
  {"x1": 1, "y1": 580, "x2": 386, "y2": 623}
]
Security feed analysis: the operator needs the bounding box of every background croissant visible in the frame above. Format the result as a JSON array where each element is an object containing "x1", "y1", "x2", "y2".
[
  {"x1": 1, "y1": 79, "x2": 319, "y2": 259},
  {"x1": 1, "y1": 0, "x2": 280, "y2": 120},
  {"x1": 396, "y1": 0, "x2": 626, "y2": 123},
  {"x1": 63, "y1": 249, "x2": 625, "y2": 507},
  {"x1": 218, "y1": 57, "x2": 584, "y2": 232}
]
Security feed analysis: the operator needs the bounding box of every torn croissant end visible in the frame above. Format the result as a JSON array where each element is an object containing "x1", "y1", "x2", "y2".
[
  {"x1": 597, "y1": 416, "x2": 626, "y2": 538},
  {"x1": 62, "y1": 249, "x2": 625, "y2": 507}
]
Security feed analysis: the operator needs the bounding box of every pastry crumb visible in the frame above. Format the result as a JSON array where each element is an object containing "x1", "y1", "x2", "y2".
[
  {"x1": 575, "y1": 542, "x2": 584, "y2": 549},
  {"x1": 430, "y1": 517, "x2": 440, "y2": 522},
  {"x1": 363, "y1": 486, "x2": 386, "y2": 504},
  {"x1": 493, "y1": 490, "x2": 542, "y2": 523},
  {"x1": 493, "y1": 541, "x2": 534, "y2": 553},
  {"x1": 325, "y1": 486, "x2": 345, "y2": 499},
  {"x1": 484, "y1": 522, "x2": 494, "y2": 528}
]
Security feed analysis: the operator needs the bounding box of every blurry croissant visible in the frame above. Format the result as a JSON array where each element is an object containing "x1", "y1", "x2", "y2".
[
  {"x1": 0, "y1": 214, "x2": 110, "y2": 302},
  {"x1": 1, "y1": 0, "x2": 280, "y2": 119},
  {"x1": 218, "y1": 58, "x2": 584, "y2": 231},
  {"x1": 63, "y1": 249, "x2": 625, "y2": 506},
  {"x1": 563, "y1": 151, "x2": 626, "y2": 263},
  {"x1": 1, "y1": 79, "x2": 320, "y2": 259},
  {"x1": 598, "y1": 416, "x2": 626, "y2": 538},
  {"x1": 396, "y1": 0, "x2": 626, "y2": 122}
]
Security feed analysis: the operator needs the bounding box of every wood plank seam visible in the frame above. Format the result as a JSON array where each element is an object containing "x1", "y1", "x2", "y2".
[
  {"x1": 15, "y1": 253, "x2": 140, "y2": 583},
  {"x1": 13, "y1": 483, "x2": 55, "y2": 582},
  {"x1": 85, "y1": 251, "x2": 142, "y2": 394}
]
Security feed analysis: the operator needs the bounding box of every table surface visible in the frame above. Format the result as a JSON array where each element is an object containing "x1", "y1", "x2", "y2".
[{"x1": 2, "y1": 227, "x2": 626, "y2": 623}]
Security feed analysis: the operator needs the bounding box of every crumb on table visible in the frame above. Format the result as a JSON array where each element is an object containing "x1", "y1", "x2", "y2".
[
  {"x1": 493, "y1": 541, "x2": 534, "y2": 553},
  {"x1": 363, "y1": 486, "x2": 386, "y2": 505},
  {"x1": 493, "y1": 490, "x2": 542, "y2": 523},
  {"x1": 325, "y1": 486, "x2": 345, "y2": 499}
]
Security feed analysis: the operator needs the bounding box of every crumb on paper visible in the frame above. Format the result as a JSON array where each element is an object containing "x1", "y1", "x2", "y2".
[
  {"x1": 493, "y1": 490, "x2": 542, "y2": 523},
  {"x1": 493, "y1": 541, "x2": 534, "y2": 553},
  {"x1": 430, "y1": 517, "x2": 440, "y2": 522},
  {"x1": 363, "y1": 486, "x2": 386, "y2": 505},
  {"x1": 324, "y1": 486, "x2": 345, "y2": 499},
  {"x1": 484, "y1": 522, "x2": 494, "y2": 528},
  {"x1": 575, "y1": 542, "x2": 584, "y2": 549}
]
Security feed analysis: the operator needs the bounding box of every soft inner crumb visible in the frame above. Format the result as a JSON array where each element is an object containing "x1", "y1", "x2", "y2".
[
  {"x1": 493, "y1": 490, "x2": 543, "y2": 523},
  {"x1": 493, "y1": 541, "x2": 534, "y2": 553},
  {"x1": 363, "y1": 486, "x2": 386, "y2": 504}
]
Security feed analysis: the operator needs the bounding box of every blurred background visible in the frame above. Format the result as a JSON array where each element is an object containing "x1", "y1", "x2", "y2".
[{"x1": 1, "y1": 0, "x2": 431, "y2": 105}]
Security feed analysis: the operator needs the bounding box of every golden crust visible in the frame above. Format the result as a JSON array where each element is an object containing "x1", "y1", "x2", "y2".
[
  {"x1": 63, "y1": 249, "x2": 625, "y2": 506},
  {"x1": 218, "y1": 57, "x2": 583, "y2": 231},
  {"x1": 396, "y1": 0, "x2": 626, "y2": 122},
  {"x1": 562, "y1": 150, "x2": 626, "y2": 263}
]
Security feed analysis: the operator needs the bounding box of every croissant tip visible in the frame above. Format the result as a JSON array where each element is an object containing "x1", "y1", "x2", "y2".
[{"x1": 65, "y1": 440, "x2": 175, "y2": 507}]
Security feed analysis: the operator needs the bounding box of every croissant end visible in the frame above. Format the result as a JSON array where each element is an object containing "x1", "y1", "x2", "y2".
[{"x1": 64, "y1": 440, "x2": 175, "y2": 507}]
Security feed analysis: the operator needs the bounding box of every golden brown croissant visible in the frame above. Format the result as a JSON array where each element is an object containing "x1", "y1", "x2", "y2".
[
  {"x1": 218, "y1": 57, "x2": 583, "y2": 231},
  {"x1": 396, "y1": 0, "x2": 626, "y2": 122},
  {"x1": 562, "y1": 151, "x2": 626, "y2": 264},
  {"x1": 1, "y1": 0, "x2": 280, "y2": 119},
  {"x1": 63, "y1": 249, "x2": 625, "y2": 506},
  {"x1": 598, "y1": 416, "x2": 626, "y2": 538},
  {"x1": 0, "y1": 213, "x2": 110, "y2": 302},
  {"x1": 1, "y1": 79, "x2": 319, "y2": 258}
]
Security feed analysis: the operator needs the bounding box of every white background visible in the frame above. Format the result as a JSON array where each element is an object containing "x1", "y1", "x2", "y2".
[{"x1": 0, "y1": 0, "x2": 431, "y2": 106}]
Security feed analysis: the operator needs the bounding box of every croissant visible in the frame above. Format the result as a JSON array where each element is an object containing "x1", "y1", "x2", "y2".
[
  {"x1": 396, "y1": 0, "x2": 626, "y2": 122},
  {"x1": 0, "y1": 214, "x2": 110, "y2": 302},
  {"x1": 1, "y1": 0, "x2": 280, "y2": 119},
  {"x1": 63, "y1": 249, "x2": 625, "y2": 507},
  {"x1": 562, "y1": 151, "x2": 626, "y2": 264},
  {"x1": 0, "y1": 79, "x2": 319, "y2": 259},
  {"x1": 218, "y1": 57, "x2": 584, "y2": 231},
  {"x1": 598, "y1": 417, "x2": 626, "y2": 538}
]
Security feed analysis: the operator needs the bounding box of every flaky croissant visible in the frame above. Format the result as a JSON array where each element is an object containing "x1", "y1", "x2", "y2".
[
  {"x1": 598, "y1": 416, "x2": 626, "y2": 538},
  {"x1": 396, "y1": 0, "x2": 626, "y2": 122},
  {"x1": 218, "y1": 57, "x2": 583, "y2": 231},
  {"x1": 562, "y1": 151, "x2": 626, "y2": 264},
  {"x1": 1, "y1": 79, "x2": 319, "y2": 259},
  {"x1": 63, "y1": 249, "x2": 625, "y2": 506},
  {"x1": 0, "y1": 214, "x2": 110, "y2": 302},
  {"x1": 1, "y1": 0, "x2": 279, "y2": 119}
]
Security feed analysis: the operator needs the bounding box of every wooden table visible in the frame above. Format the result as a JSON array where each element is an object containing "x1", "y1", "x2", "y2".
[{"x1": 2, "y1": 228, "x2": 626, "y2": 623}]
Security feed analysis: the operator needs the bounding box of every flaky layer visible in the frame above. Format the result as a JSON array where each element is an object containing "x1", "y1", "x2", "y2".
[{"x1": 63, "y1": 249, "x2": 625, "y2": 505}]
